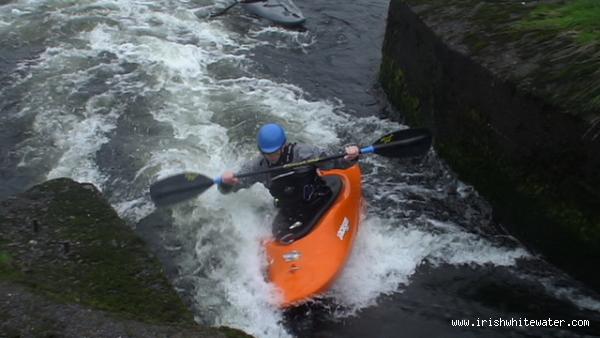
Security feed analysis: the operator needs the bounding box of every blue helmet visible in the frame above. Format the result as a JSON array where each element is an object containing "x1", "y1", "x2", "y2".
[{"x1": 257, "y1": 123, "x2": 287, "y2": 153}]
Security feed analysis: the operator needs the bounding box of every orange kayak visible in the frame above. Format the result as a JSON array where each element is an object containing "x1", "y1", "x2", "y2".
[{"x1": 265, "y1": 163, "x2": 364, "y2": 307}]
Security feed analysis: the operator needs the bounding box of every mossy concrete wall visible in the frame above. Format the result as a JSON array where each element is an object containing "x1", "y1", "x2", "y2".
[
  {"x1": 0, "y1": 178, "x2": 252, "y2": 337},
  {"x1": 380, "y1": 0, "x2": 600, "y2": 289}
]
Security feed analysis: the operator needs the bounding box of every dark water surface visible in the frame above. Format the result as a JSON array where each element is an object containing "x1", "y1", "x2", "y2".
[
  {"x1": 235, "y1": 1, "x2": 600, "y2": 336},
  {"x1": 1, "y1": 0, "x2": 599, "y2": 337}
]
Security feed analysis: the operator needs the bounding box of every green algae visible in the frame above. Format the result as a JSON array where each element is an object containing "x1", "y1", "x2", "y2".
[
  {"x1": 0, "y1": 239, "x2": 21, "y2": 281},
  {"x1": 518, "y1": 0, "x2": 600, "y2": 44},
  {"x1": 383, "y1": 0, "x2": 600, "y2": 289},
  {"x1": 402, "y1": 0, "x2": 600, "y2": 117},
  {"x1": 0, "y1": 250, "x2": 17, "y2": 279},
  {"x1": 433, "y1": 106, "x2": 600, "y2": 272},
  {"x1": 0, "y1": 179, "x2": 194, "y2": 326},
  {"x1": 0, "y1": 180, "x2": 257, "y2": 337},
  {"x1": 379, "y1": 55, "x2": 424, "y2": 126},
  {"x1": 0, "y1": 252, "x2": 8, "y2": 265}
]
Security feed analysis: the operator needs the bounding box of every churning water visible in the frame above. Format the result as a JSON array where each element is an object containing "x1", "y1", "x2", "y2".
[{"x1": 1, "y1": 1, "x2": 599, "y2": 337}]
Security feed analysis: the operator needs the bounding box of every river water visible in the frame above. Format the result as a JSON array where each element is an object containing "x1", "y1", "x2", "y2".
[{"x1": 1, "y1": 0, "x2": 599, "y2": 337}]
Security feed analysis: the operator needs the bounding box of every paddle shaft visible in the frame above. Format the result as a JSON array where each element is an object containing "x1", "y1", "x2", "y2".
[
  {"x1": 150, "y1": 128, "x2": 432, "y2": 206},
  {"x1": 224, "y1": 133, "x2": 430, "y2": 182}
]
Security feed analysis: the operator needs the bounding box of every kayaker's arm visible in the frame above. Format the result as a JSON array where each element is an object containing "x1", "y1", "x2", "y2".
[
  {"x1": 218, "y1": 157, "x2": 266, "y2": 194},
  {"x1": 218, "y1": 144, "x2": 358, "y2": 193}
]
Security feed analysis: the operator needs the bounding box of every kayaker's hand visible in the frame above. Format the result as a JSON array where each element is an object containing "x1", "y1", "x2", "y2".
[
  {"x1": 344, "y1": 145, "x2": 360, "y2": 161},
  {"x1": 221, "y1": 171, "x2": 239, "y2": 185}
]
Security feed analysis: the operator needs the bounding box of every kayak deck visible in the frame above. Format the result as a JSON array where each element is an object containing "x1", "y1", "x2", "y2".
[{"x1": 264, "y1": 164, "x2": 364, "y2": 307}]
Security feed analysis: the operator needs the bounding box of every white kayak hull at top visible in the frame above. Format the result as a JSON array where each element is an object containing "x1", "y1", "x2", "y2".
[{"x1": 241, "y1": 0, "x2": 306, "y2": 26}]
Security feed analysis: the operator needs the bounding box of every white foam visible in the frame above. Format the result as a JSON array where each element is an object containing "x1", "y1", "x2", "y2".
[
  {"x1": 11, "y1": 42, "x2": 127, "y2": 186},
  {"x1": 5, "y1": 1, "x2": 322, "y2": 336},
  {"x1": 46, "y1": 94, "x2": 120, "y2": 189},
  {"x1": 329, "y1": 216, "x2": 529, "y2": 315},
  {"x1": 170, "y1": 185, "x2": 293, "y2": 338},
  {"x1": 113, "y1": 197, "x2": 156, "y2": 223},
  {"x1": 531, "y1": 275, "x2": 600, "y2": 312},
  {"x1": 9, "y1": 2, "x2": 596, "y2": 337},
  {"x1": 249, "y1": 26, "x2": 316, "y2": 52}
]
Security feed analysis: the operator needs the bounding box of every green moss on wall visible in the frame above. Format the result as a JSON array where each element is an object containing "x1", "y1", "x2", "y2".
[
  {"x1": 379, "y1": 55, "x2": 424, "y2": 126},
  {"x1": 518, "y1": 0, "x2": 600, "y2": 44},
  {"x1": 402, "y1": 0, "x2": 600, "y2": 117},
  {"x1": 0, "y1": 238, "x2": 22, "y2": 282},
  {"x1": 0, "y1": 251, "x2": 18, "y2": 280},
  {"x1": 434, "y1": 107, "x2": 600, "y2": 268},
  {"x1": 0, "y1": 179, "x2": 194, "y2": 326}
]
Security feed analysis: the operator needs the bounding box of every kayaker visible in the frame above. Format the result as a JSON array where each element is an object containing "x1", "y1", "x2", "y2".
[{"x1": 218, "y1": 123, "x2": 360, "y2": 227}]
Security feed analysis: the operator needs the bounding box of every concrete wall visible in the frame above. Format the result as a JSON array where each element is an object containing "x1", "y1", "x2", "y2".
[{"x1": 380, "y1": 0, "x2": 600, "y2": 289}]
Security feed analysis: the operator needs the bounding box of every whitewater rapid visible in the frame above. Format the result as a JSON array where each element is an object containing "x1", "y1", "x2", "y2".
[{"x1": 2, "y1": 1, "x2": 599, "y2": 337}]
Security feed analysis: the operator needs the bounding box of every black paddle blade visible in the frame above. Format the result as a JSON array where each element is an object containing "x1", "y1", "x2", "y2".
[
  {"x1": 372, "y1": 128, "x2": 433, "y2": 158},
  {"x1": 149, "y1": 172, "x2": 215, "y2": 207}
]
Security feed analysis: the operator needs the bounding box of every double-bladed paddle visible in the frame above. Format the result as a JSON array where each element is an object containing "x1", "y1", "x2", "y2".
[{"x1": 149, "y1": 128, "x2": 432, "y2": 207}]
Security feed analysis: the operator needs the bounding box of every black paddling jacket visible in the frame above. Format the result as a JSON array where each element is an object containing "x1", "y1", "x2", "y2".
[{"x1": 218, "y1": 143, "x2": 355, "y2": 207}]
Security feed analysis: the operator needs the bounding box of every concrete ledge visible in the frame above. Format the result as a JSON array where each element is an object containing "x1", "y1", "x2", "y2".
[{"x1": 380, "y1": 0, "x2": 600, "y2": 289}]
